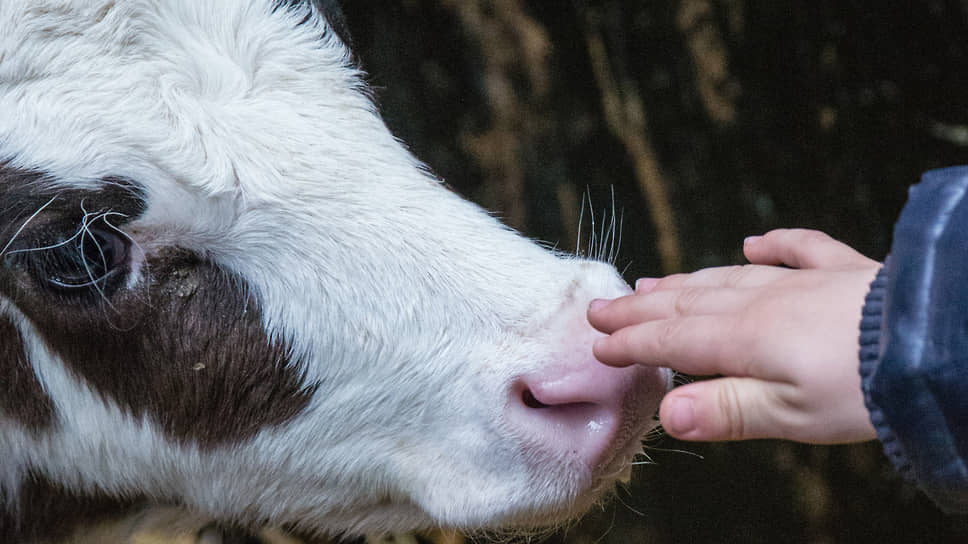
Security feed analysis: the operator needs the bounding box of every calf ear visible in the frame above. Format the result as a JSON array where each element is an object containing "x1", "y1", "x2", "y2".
[{"x1": 277, "y1": 0, "x2": 352, "y2": 48}]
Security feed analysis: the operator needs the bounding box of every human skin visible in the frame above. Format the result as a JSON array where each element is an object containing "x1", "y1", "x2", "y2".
[{"x1": 588, "y1": 229, "x2": 881, "y2": 444}]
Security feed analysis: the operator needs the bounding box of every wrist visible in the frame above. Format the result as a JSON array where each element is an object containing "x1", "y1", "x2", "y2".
[{"x1": 859, "y1": 262, "x2": 914, "y2": 474}]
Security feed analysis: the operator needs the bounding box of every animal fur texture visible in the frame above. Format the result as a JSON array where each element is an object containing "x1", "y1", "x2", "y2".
[{"x1": 0, "y1": 1, "x2": 669, "y2": 541}]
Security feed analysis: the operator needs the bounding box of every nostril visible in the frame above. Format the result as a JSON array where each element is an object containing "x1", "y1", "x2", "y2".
[
  {"x1": 516, "y1": 383, "x2": 610, "y2": 429},
  {"x1": 509, "y1": 377, "x2": 622, "y2": 470},
  {"x1": 521, "y1": 389, "x2": 551, "y2": 409}
]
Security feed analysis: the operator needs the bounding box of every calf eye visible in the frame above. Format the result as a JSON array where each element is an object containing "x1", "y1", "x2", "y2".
[{"x1": 30, "y1": 216, "x2": 130, "y2": 294}]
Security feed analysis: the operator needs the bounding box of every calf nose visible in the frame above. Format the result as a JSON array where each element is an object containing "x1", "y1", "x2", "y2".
[
  {"x1": 505, "y1": 263, "x2": 668, "y2": 471},
  {"x1": 507, "y1": 329, "x2": 662, "y2": 471}
]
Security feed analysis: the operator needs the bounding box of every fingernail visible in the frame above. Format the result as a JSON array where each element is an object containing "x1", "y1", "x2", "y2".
[
  {"x1": 664, "y1": 397, "x2": 696, "y2": 436},
  {"x1": 743, "y1": 235, "x2": 762, "y2": 247},
  {"x1": 635, "y1": 277, "x2": 659, "y2": 292},
  {"x1": 588, "y1": 298, "x2": 608, "y2": 312}
]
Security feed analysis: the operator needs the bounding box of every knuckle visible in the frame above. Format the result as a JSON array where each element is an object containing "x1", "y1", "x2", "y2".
[
  {"x1": 717, "y1": 381, "x2": 747, "y2": 440},
  {"x1": 674, "y1": 287, "x2": 703, "y2": 316},
  {"x1": 722, "y1": 265, "x2": 749, "y2": 287},
  {"x1": 656, "y1": 318, "x2": 685, "y2": 353},
  {"x1": 607, "y1": 327, "x2": 626, "y2": 346},
  {"x1": 607, "y1": 328, "x2": 634, "y2": 354},
  {"x1": 606, "y1": 328, "x2": 646, "y2": 364}
]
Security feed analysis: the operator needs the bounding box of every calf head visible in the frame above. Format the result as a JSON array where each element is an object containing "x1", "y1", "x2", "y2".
[{"x1": 0, "y1": 1, "x2": 669, "y2": 541}]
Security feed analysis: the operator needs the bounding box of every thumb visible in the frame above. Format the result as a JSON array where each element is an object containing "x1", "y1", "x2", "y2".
[{"x1": 659, "y1": 378, "x2": 789, "y2": 441}]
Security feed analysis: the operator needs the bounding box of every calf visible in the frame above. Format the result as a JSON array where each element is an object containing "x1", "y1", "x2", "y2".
[{"x1": 0, "y1": 1, "x2": 670, "y2": 542}]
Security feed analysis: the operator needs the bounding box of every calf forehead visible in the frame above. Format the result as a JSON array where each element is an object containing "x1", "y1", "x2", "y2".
[{"x1": 0, "y1": 0, "x2": 371, "y2": 199}]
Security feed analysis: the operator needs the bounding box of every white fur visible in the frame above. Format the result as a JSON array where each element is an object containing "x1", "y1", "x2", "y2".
[{"x1": 0, "y1": 0, "x2": 668, "y2": 537}]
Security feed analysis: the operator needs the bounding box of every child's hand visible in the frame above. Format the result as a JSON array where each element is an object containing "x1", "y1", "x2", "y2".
[{"x1": 588, "y1": 229, "x2": 881, "y2": 444}]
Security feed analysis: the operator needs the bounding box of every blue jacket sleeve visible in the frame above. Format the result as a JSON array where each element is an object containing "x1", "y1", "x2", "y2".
[{"x1": 859, "y1": 166, "x2": 968, "y2": 514}]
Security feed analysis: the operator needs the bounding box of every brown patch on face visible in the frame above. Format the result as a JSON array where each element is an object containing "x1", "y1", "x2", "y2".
[
  {"x1": 0, "y1": 165, "x2": 317, "y2": 449},
  {"x1": 0, "y1": 315, "x2": 55, "y2": 432}
]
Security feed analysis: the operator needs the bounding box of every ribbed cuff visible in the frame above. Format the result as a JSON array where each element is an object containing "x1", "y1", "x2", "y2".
[{"x1": 858, "y1": 262, "x2": 913, "y2": 480}]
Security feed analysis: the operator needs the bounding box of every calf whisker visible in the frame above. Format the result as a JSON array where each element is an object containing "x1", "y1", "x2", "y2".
[
  {"x1": 0, "y1": 194, "x2": 59, "y2": 259},
  {"x1": 631, "y1": 450, "x2": 656, "y2": 466},
  {"x1": 592, "y1": 507, "x2": 619, "y2": 543},
  {"x1": 575, "y1": 191, "x2": 586, "y2": 257},
  {"x1": 640, "y1": 445, "x2": 705, "y2": 461},
  {"x1": 4, "y1": 226, "x2": 86, "y2": 256},
  {"x1": 574, "y1": 187, "x2": 624, "y2": 267},
  {"x1": 610, "y1": 488, "x2": 645, "y2": 519},
  {"x1": 77, "y1": 200, "x2": 124, "y2": 316},
  {"x1": 8, "y1": 200, "x2": 134, "y2": 322},
  {"x1": 100, "y1": 212, "x2": 147, "y2": 292}
]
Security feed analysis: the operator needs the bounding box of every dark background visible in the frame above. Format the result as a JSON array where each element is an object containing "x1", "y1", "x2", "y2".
[{"x1": 341, "y1": 1, "x2": 968, "y2": 542}]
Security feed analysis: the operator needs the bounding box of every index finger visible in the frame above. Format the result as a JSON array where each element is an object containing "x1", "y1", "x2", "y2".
[
  {"x1": 588, "y1": 286, "x2": 753, "y2": 334},
  {"x1": 593, "y1": 315, "x2": 757, "y2": 378}
]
